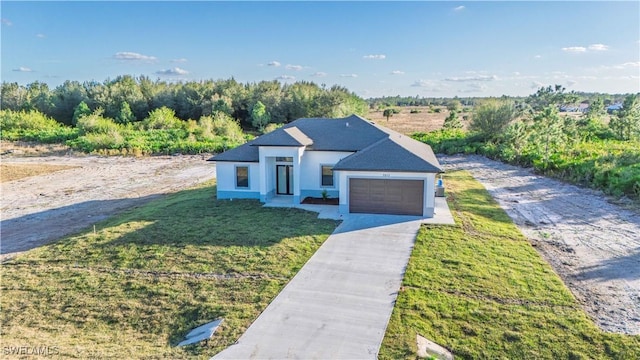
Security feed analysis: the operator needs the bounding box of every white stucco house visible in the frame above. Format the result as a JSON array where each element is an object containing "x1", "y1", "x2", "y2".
[{"x1": 209, "y1": 114, "x2": 443, "y2": 217}]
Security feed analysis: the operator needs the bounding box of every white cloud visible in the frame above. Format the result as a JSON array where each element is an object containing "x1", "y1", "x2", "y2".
[
  {"x1": 588, "y1": 43, "x2": 609, "y2": 51},
  {"x1": 531, "y1": 81, "x2": 544, "y2": 89},
  {"x1": 340, "y1": 74, "x2": 358, "y2": 78},
  {"x1": 267, "y1": 61, "x2": 281, "y2": 67},
  {"x1": 311, "y1": 72, "x2": 327, "y2": 77},
  {"x1": 444, "y1": 75, "x2": 497, "y2": 82},
  {"x1": 618, "y1": 61, "x2": 640, "y2": 68},
  {"x1": 114, "y1": 52, "x2": 157, "y2": 61},
  {"x1": 155, "y1": 67, "x2": 189, "y2": 76},
  {"x1": 1, "y1": 18, "x2": 12, "y2": 26},
  {"x1": 453, "y1": 5, "x2": 465, "y2": 11},
  {"x1": 36, "y1": 33, "x2": 45, "y2": 39},
  {"x1": 171, "y1": 58, "x2": 188, "y2": 63},
  {"x1": 411, "y1": 80, "x2": 435, "y2": 87},
  {"x1": 562, "y1": 46, "x2": 587, "y2": 53},
  {"x1": 286, "y1": 64, "x2": 303, "y2": 71},
  {"x1": 391, "y1": 70, "x2": 405, "y2": 75},
  {"x1": 276, "y1": 75, "x2": 296, "y2": 80},
  {"x1": 363, "y1": 54, "x2": 386, "y2": 60},
  {"x1": 12, "y1": 66, "x2": 33, "y2": 72},
  {"x1": 534, "y1": 55, "x2": 542, "y2": 59},
  {"x1": 459, "y1": 83, "x2": 487, "y2": 93}
]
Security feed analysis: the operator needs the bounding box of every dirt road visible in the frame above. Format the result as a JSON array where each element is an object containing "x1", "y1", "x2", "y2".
[
  {"x1": 1, "y1": 155, "x2": 215, "y2": 261},
  {"x1": 442, "y1": 155, "x2": 640, "y2": 335}
]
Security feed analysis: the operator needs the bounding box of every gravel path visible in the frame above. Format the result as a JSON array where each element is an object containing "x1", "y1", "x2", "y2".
[
  {"x1": 441, "y1": 155, "x2": 640, "y2": 335},
  {"x1": 1, "y1": 155, "x2": 215, "y2": 261}
]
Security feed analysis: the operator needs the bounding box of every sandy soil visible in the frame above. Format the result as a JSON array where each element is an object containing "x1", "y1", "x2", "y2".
[
  {"x1": 441, "y1": 155, "x2": 640, "y2": 335},
  {"x1": 368, "y1": 107, "x2": 449, "y2": 134},
  {"x1": 1, "y1": 154, "x2": 216, "y2": 261}
]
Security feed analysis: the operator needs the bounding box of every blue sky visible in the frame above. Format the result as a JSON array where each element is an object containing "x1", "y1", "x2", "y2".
[{"x1": 2, "y1": 1, "x2": 639, "y2": 98}]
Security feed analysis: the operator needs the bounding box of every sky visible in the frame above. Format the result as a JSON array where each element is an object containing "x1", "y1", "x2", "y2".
[{"x1": 1, "y1": 1, "x2": 639, "y2": 98}]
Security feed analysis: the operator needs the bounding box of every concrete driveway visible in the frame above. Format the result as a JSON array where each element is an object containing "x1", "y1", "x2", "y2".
[{"x1": 212, "y1": 215, "x2": 426, "y2": 359}]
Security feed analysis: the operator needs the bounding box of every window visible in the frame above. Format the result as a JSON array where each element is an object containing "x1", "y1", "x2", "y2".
[
  {"x1": 236, "y1": 166, "x2": 249, "y2": 188},
  {"x1": 276, "y1": 157, "x2": 293, "y2": 162},
  {"x1": 321, "y1": 165, "x2": 334, "y2": 187}
]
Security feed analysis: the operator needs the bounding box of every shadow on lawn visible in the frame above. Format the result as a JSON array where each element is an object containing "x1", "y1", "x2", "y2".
[
  {"x1": 578, "y1": 247, "x2": 640, "y2": 282},
  {"x1": 94, "y1": 185, "x2": 337, "y2": 250}
]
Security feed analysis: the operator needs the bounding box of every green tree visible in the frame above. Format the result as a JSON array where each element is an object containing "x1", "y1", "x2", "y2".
[
  {"x1": 529, "y1": 106, "x2": 568, "y2": 169},
  {"x1": 609, "y1": 94, "x2": 640, "y2": 140},
  {"x1": 383, "y1": 108, "x2": 394, "y2": 121},
  {"x1": 72, "y1": 101, "x2": 91, "y2": 125},
  {"x1": 0, "y1": 82, "x2": 28, "y2": 111},
  {"x1": 470, "y1": 99, "x2": 517, "y2": 140},
  {"x1": 251, "y1": 101, "x2": 271, "y2": 132},
  {"x1": 443, "y1": 110, "x2": 462, "y2": 130},
  {"x1": 578, "y1": 97, "x2": 607, "y2": 140},
  {"x1": 116, "y1": 101, "x2": 135, "y2": 124},
  {"x1": 447, "y1": 99, "x2": 462, "y2": 113},
  {"x1": 526, "y1": 84, "x2": 578, "y2": 112}
]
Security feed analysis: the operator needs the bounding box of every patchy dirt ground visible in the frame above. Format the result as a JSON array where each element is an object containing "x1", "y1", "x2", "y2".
[
  {"x1": 1, "y1": 154, "x2": 215, "y2": 261},
  {"x1": 441, "y1": 155, "x2": 640, "y2": 335}
]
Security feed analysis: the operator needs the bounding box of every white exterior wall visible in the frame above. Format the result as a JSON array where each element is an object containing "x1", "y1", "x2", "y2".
[
  {"x1": 258, "y1": 146, "x2": 305, "y2": 203},
  {"x1": 216, "y1": 162, "x2": 261, "y2": 198},
  {"x1": 299, "y1": 151, "x2": 353, "y2": 193},
  {"x1": 336, "y1": 170, "x2": 437, "y2": 217}
]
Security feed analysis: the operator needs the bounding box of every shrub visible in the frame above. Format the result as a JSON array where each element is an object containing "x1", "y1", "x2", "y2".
[
  {"x1": 76, "y1": 111, "x2": 122, "y2": 135},
  {"x1": 141, "y1": 107, "x2": 184, "y2": 130},
  {"x1": 0, "y1": 109, "x2": 79, "y2": 143}
]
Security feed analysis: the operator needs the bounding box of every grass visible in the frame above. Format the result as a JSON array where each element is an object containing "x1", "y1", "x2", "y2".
[
  {"x1": 379, "y1": 170, "x2": 640, "y2": 359},
  {"x1": 0, "y1": 163, "x2": 77, "y2": 183},
  {"x1": 0, "y1": 180, "x2": 337, "y2": 358}
]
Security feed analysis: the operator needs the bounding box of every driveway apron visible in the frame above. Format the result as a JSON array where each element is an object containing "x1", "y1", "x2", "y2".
[{"x1": 212, "y1": 215, "x2": 422, "y2": 359}]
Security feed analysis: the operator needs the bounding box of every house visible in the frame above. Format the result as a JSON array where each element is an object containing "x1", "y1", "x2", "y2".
[
  {"x1": 607, "y1": 103, "x2": 623, "y2": 114},
  {"x1": 209, "y1": 114, "x2": 443, "y2": 217}
]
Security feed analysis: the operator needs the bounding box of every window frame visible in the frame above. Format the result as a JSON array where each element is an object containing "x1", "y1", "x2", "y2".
[
  {"x1": 320, "y1": 164, "x2": 335, "y2": 188},
  {"x1": 235, "y1": 165, "x2": 249, "y2": 188}
]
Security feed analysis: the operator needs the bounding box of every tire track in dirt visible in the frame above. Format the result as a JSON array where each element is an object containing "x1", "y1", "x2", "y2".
[
  {"x1": 441, "y1": 155, "x2": 640, "y2": 335},
  {"x1": 0, "y1": 155, "x2": 216, "y2": 261}
]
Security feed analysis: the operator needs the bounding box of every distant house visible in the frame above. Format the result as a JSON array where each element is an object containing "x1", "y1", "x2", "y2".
[
  {"x1": 559, "y1": 104, "x2": 589, "y2": 113},
  {"x1": 607, "y1": 103, "x2": 623, "y2": 114},
  {"x1": 209, "y1": 115, "x2": 443, "y2": 217}
]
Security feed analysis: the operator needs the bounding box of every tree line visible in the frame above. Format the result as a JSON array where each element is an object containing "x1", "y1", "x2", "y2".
[
  {"x1": 415, "y1": 86, "x2": 640, "y2": 199},
  {"x1": 0, "y1": 76, "x2": 369, "y2": 129}
]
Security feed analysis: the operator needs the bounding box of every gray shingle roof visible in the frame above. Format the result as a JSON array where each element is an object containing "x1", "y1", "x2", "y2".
[
  {"x1": 250, "y1": 126, "x2": 313, "y2": 146},
  {"x1": 333, "y1": 133, "x2": 443, "y2": 173},
  {"x1": 209, "y1": 114, "x2": 442, "y2": 173},
  {"x1": 208, "y1": 138, "x2": 259, "y2": 162},
  {"x1": 279, "y1": 115, "x2": 388, "y2": 151}
]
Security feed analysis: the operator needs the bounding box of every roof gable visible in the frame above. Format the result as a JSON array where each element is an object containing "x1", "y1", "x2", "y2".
[
  {"x1": 281, "y1": 115, "x2": 388, "y2": 151},
  {"x1": 333, "y1": 133, "x2": 442, "y2": 173},
  {"x1": 250, "y1": 126, "x2": 313, "y2": 146}
]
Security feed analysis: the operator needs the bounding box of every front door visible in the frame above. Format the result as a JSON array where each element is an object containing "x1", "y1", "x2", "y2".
[{"x1": 276, "y1": 165, "x2": 293, "y2": 195}]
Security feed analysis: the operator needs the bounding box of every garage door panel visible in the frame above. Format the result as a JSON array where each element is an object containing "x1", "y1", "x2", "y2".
[{"x1": 349, "y1": 178, "x2": 424, "y2": 216}]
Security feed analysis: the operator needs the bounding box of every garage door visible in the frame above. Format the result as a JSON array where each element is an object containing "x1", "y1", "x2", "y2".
[{"x1": 349, "y1": 179, "x2": 424, "y2": 216}]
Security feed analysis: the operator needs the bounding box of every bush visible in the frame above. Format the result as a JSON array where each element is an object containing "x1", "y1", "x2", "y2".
[
  {"x1": 0, "y1": 109, "x2": 79, "y2": 143},
  {"x1": 411, "y1": 129, "x2": 640, "y2": 201},
  {"x1": 76, "y1": 112, "x2": 122, "y2": 135},
  {"x1": 140, "y1": 107, "x2": 184, "y2": 130}
]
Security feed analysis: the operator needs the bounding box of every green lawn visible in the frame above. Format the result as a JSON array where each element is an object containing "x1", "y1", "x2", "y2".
[
  {"x1": 379, "y1": 170, "x2": 640, "y2": 359},
  {"x1": 0, "y1": 181, "x2": 337, "y2": 358}
]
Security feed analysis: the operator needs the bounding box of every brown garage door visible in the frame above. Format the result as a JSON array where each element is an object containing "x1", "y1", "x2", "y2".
[{"x1": 349, "y1": 178, "x2": 424, "y2": 216}]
